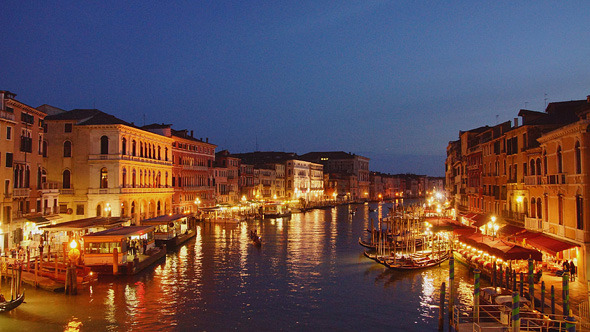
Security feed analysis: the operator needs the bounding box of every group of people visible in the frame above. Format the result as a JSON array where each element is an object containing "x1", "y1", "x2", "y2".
[
  {"x1": 126, "y1": 238, "x2": 148, "y2": 256},
  {"x1": 562, "y1": 260, "x2": 578, "y2": 281}
]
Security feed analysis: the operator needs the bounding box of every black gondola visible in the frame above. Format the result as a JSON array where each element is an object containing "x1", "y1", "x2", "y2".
[{"x1": 0, "y1": 292, "x2": 25, "y2": 313}]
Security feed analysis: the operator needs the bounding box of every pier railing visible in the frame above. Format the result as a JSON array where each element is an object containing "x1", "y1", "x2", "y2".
[{"x1": 453, "y1": 304, "x2": 581, "y2": 331}]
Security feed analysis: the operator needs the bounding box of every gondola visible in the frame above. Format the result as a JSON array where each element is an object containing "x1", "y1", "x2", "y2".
[
  {"x1": 383, "y1": 251, "x2": 449, "y2": 270},
  {"x1": 0, "y1": 292, "x2": 25, "y2": 313},
  {"x1": 251, "y1": 236, "x2": 262, "y2": 247},
  {"x1": 358, "y1": 237, "x2": 424, "y2": 250}
]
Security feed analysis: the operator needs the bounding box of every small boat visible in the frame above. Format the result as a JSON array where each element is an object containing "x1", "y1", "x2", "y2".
[
  {"x1": 383, "y1": 251, "x2": 450, "y2": 270},
  {"x1": 358, "y1": 237, "x2": 424, "y2": 250},
  {"x1": 0, "y1": 292, "x2": 25, "y2": 313},
  {"x1": 251, "y1": 236, "x2": 262, "y2": 247}
]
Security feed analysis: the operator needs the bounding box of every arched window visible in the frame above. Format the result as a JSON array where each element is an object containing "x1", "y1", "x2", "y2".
[
  {"x1": 63, "y1": 141, "x2": 72, "y2": 157},
  {"x1": 100, "y1": 167, "x2": 108, "y2": 188},
  {"x1": 523, "y1": 198, "x2": 528, "y2": 216},
  {"x1": 530, "y1": 198, "x2": 536, "y2": 218},
  {"x1": 100, "y1": 135, "x2": 109, "y2": 155},
  {"x1": 557, "y1": 146, "x2": 563, "y2": 173},
  {"x1": 131, "y1": 201, "x2": 136, "y2": 214},
  {"x1": 132, "y1": 140, "x2": 137, "y2": 156},
  {"x1": 63, "y1": 170, "x2": 71, "y2": 189},
  {"x1": 537, "y1": 198, "x2": 542, "y2": 219},
  {"x1": 122, "y1": 168, "x2": 127, "y2": 187},
  {"x1": 530, "y1": 160, "x2": 535, "y2": 175},
  {"x1": 575, "y1": 141, "x2": 581, "y2": 174},
  {"x1": 158, "y1": 146, "x2": 161, "y2": 160},
  {"x1": 42, "y1": 140, "x2": 48, "y2": 157},
  {"x1": 122, "y1": 138, "x2": 127, "y2": 155},
  {"x1": 140, "y1": 142, "x2": 144, "y2": 157},
  {"x1": 165, "y1": 147, "x2": 168, "y2": 161},
  {"x1": 536, "y1": 158, "x2": 541, "y2": 175},
  {"x1": 132, "y1": 169, "x2": 137, "y2": 188},
  {"x1": 96, "y1": 204, "x2": 102, "y2": 217}
]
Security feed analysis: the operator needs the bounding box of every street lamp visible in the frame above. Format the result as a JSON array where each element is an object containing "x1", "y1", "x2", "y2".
[{"x1": 104, "y1": 203, "x2": 111, "y2": 217}]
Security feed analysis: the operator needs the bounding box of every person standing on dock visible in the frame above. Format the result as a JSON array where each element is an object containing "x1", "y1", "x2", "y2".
[{"x1": 570, "y1": 261, "x2": 576, "y2": 281}]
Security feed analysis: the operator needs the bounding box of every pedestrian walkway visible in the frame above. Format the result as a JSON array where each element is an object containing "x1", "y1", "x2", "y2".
[{"x1": 535, "y1": 273, "x2": 588, "y2": 317}]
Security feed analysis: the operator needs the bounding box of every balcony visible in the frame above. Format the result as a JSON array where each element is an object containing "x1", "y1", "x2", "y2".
[
  {"x1": 524, "y1": 175, "x2": 542, "y2": 186},
  {"x1": 524, "y1": 217, "x2": 542, "y2": 231},
  {"x1": 88, "y1": 154, "x2": 173, "y2": 166},
  {"x1": 120, "y1": 186, "x2": 174, "y2": 194},
  {"x1": 0, "y1": 110, "x2": 15, "y2": 121},
  {"x1": 13, "y1": 188, "x2": 31, "y2": 198},
  {"x1": 543, "y1": 173, "x2": 566, "y2": 185},
  {"x1": 40, "y1": 181, "x2": 60, "y2": 194},
  {"x1": 59, "y1": 188, "x2": 74, "y2": 195}
]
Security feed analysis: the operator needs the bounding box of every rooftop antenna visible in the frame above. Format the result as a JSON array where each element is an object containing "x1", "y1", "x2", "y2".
[
  {"x1": 544, "y1": 93, "x2": 548, "y2": 108},
  {"x1": 496, "y1": 114, "x2": 499, "y2": 124},
  {"x1": 255, "y1": 134, "x2": 259, "y2": 151},
  {"x1": 524, "y1": 102, "x2": 528, "y2": 109}
]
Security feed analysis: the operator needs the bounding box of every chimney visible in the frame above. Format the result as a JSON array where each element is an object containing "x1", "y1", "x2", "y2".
[
  {"x1": 206, "y1": 137, "x2": 209, "y2": 143},
  {"x1": 513, "y1": 118, "x2": 518, "y2": 128},
  {"x1": 191, "y1": 130, "x2": 193, "y2": 137}
]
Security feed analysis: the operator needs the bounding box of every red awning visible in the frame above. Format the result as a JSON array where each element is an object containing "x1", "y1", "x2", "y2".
[
  {"x1": 470, "y1": 214, "x2": 488, "y2": 228},
  {"x1": 498, "y1": 225, "x2": 526, "y2": 238},
  {"x1": 525, "y1": 234, "x2": 579, "y2": 256}
]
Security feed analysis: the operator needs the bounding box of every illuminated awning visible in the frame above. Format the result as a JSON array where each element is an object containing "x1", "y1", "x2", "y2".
[
  {"x1": 41, "y1": 217, "x2": 129, "y2": 231},
  {"x1": 525, "y1": 234, "x2": 579, "y2": 256},
  {"x1": 141, "y1": 213, "x2": 187, "y2": 225},
  {"x1": 470, "y1": 214, "x2": 488, "y2": 228}
]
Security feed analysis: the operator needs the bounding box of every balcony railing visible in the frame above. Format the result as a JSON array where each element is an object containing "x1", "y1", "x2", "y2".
[
  {"x1": 0, "y1": 110, "x2": 15, "y2": 121},
  {"x1": 13, "y1": 188, "x2": 31, "y2": 198},
  {"x1": 543, "y1": 173, "x2": 566, "y2": 185},
  {"x1": 88, "y1": 154, "x2": 173, "y2": 166},
  {"x1": 524, "y1": 217, "x2": 542, "y2": 231},
  {"x1": 59, "y1": 188, "x2": 74, "y2": 195},
  {"x1": 524, "y1": 175, "x2": 542, "y2": 186}
]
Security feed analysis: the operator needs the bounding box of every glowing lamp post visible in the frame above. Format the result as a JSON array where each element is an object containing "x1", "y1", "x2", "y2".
[{"x1": 66, "y1": 239, "x2": 80, "y2": 295}]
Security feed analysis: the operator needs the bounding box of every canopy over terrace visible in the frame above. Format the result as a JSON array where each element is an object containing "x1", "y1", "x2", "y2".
[
  {"x1": 141, "y1": 213, "x2": 187, "y2": 225},
  {"x1": 457, "y1": 231, "x2": 542, "y2": 261},
  {"x1": 513, "y1": 232, "x2": 580, "y2": 256},
  {"x1": 41, "y1": 217, "x2": 130, "y2": 232}
]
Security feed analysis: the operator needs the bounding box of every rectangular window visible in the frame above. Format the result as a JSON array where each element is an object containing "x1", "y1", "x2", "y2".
[
  {"x1": 6, "y1": 126, "x2": 11, "y2": 140},
  {"x1": 577, "y1": 196, "x2": 584, "y2": 230},
  {"x1": 5, "y1": 153, "x2": 12, "y2": 167},
  {"x1": 65, "y1": 123, "x2": 72, "y2": 133},
  {"x1": 76, "y1": 204, "x2": 84, "y2": 215},
  {"x1": 59, "y1": 204, "x2": 68, "y2": 214},
  {"x1": 20, "y1": 112, "x2": 34, "y2": 124}
]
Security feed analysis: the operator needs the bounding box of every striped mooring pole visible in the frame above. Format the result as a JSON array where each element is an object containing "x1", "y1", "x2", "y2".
[
  {"x1": 449, "y1": 250, "x2": 455, "y2": 326},
  {"x1": 512, "y1": 292, "x2": 520, "y2": 332},
  {"x1": 563, "y1": 271, "x2": 570, "y2": 317},
  {"x1": 528, "y1": 258, "x2": 534, "y2": 311},
  {"x1": 512, "y1": 270, "x2": 517, "y2": 291},
  {"x1": 540, "y1": 281, "x2": 545, "y2": 313},
  {"x1": 551, "y1": 285, "x2": 555, "y2": 316},
  {"x1": 565, "y1": 314, "x2": 576, "y2": 332},
  {"x1": 492, "y1": 261, "x2": 497, "y2": 287},
  {"x1": 474, "y1": 268, "x2": 480, "y2": 322}
]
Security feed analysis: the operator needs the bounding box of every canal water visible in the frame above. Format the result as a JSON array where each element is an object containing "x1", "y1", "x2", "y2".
[{"x1": 0, "y1": 202, "x2": 480, "y2": 331}]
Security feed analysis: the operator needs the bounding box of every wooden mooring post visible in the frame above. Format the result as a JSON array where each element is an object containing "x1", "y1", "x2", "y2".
[{"x1": 439, "y1": 282, "x2": 445, "y2": 331}]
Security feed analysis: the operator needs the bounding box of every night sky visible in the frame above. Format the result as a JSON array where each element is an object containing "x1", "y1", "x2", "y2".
[{"x1": 2, "y1": 2, "x2": 590, "y2": 176}]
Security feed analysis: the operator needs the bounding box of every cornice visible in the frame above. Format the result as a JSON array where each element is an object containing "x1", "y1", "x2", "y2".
[
  {"x1": 538, "y1": 120, "x2": 590, "y2": 143},
  {"x1": 6, "y1": 99, "x2": 45, "y2": 117}
]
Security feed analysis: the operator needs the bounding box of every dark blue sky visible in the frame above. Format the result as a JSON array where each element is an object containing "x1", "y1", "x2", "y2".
[{"x1": 2, "y1": 2, "x2": 590, "y2": 176}]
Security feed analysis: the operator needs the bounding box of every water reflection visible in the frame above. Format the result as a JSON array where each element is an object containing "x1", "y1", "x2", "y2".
[{"x1": 0, "y1": 201, "x2": 484, "y2": 331}]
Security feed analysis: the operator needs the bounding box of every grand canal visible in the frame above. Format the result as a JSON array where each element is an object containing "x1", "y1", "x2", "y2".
[{"x1": 1, "y1": 202, "x2": 479, "y2": 331}]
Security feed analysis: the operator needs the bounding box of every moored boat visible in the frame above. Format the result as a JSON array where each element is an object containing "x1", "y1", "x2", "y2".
[
  {"x1": 0, "y1": 292, "x2": 25, "y2": 313},
  {"x1": 383, "y1": 251, "x2": 449, "y2": 270}
]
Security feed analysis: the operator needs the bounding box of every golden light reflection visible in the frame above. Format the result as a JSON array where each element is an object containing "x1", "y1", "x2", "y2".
[{"x1": 64, "y1": 318, "x2": 83, "y2": 332}]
